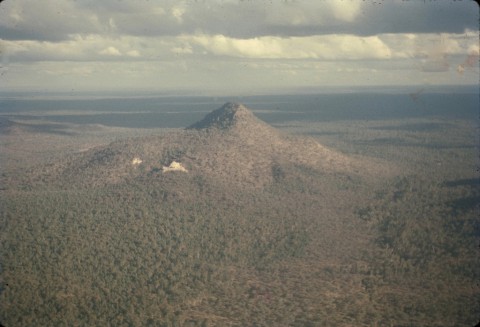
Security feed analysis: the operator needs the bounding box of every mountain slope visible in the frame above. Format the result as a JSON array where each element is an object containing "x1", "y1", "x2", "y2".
[{"x1": 30, "y1": 102, "x2": 392, "y2": 190}]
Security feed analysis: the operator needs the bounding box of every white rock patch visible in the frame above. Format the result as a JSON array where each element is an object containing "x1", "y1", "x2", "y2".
[
  {"x1": 162, "y1": 161, "x2": 188, "y2": 173},
  {"x1": 132, "y1": 157, "x2": 143, "y2": 165}
]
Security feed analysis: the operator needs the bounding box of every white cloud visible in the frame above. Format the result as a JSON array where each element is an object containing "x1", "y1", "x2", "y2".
[
  {"x1": 467, "y1": 44, "x2": 480, "y2": 55},
  {"x1": 171, "y1": 44, "x2": 193, "y2": 55},
  {"x1": 3, "y1": 31, "x2": 477, "y2": 66},
  {"x1": 1, "y1": 35, "x2": 169, "y2": 62},
  {"x1": 171, "y1": 5, "x2": 186, "y2": 24},
  {"x1": 263, "y1": 1, "x2": 363, "y2": 27},
  {"x1": 100, "y1": 46, "x2": 121, "y2": 56},
  {"x1": 188, "y1": 34, "x2": 392, "y2": 60},
  {"x1": 127, "y1": 50, "x2": 141, "y2": 58},
  {"x1": 330, "y1": 1, "x2": 362, "y2": 22},
  {"x1": 381, "y1": 31, "x2": 477, "y2": 59}
]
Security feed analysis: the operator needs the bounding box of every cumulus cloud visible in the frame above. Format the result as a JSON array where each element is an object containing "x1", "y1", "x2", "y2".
[
  {"x1": 2, "y1": 31, "x2": 476, "y2": 64},
  {"x1": 189, "y1": 34, "x2": 392, "y2": 60}
]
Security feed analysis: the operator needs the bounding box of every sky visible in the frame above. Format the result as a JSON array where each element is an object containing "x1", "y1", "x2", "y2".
[{"x1": 0, "y1": 0, "x2": 478, "y2": 95}]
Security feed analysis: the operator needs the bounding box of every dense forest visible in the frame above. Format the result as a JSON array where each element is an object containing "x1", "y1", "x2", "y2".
[{"x1": 0, "y1": 105, "x2": 478, "y2": 326}]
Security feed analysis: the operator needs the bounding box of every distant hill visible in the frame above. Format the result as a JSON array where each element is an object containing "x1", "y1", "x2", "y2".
[
  {"x1": 29, "y1": 102, "x2": 393, "y2": 190},
  {"x1": 0, "y1": 117, "x2": 76, "y2": 136},
  {"x1": 0, "y1": 117, "x2": 21, "y2": 135}
]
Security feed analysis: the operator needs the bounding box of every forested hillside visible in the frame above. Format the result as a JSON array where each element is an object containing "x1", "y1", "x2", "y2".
[{"x1": 0, "y1": 103, "x2": 478, "y2": 326}]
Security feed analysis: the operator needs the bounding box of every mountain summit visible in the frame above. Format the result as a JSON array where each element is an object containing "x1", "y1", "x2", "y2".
[
  {"x1": 34, "y1": 102, "x2": 393, "y2": 190},
  {"x1": 187, "y1": 102, "x2": 265, "y2": 131}
]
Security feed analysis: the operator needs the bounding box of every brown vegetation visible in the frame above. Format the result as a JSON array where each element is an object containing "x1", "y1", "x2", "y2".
[{"x1": 0, "y1": 103, "x2": 478, "y2": 326}]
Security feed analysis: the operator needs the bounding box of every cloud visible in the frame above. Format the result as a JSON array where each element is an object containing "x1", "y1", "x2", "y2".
[
  {"x1": 330, "y1": 1, "x2": 362, "y2": 22},
  {"x1": 100, "y1": 46, "x2": 121, "y2": 56},
  {"x1": 189, "y1": 34, "x2": 392, "y2": 60},
  {"x1": 0, "y1": 35, "x2": 155, "y2": 62},
  {"x1": 171, "y1": 44, "x2": 193, "y2": 55},
  {"x1": 262, "y1": 1, "x2": 362, "y2": 26},
  {"x1": 0, "y1": 0, "x2": 102, "y2": 41},
  {"x1": 0, "y1": 0, "x2": 477, "y2": 42},
  {"x1": 421, "y1": 55, "x2": 450, "y2": 73},
  {"x1": 126, "y1": 50, "x2": 141, "y2": 58},
  {"x1": 1, "y1": 0, "x2": 477, "y2": 93},
  {"x1": 2, "y1": 30, "x2": 476, "y2": 64},
  {"x1": 457, "y1": 45, "x2": 480, "y2": 75},
  {"x1": 351, "y1": 1, "x2": 478, "y2": 36},
  {"x1": 171, "y1": 5, "x2": 186, "y2": 24},
  {"x1": 379, "y1": 31, "x2": 477, "y2": 60}
]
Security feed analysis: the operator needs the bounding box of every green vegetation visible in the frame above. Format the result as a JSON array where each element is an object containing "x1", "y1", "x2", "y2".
[
  {"x1": 0, "y1": 113, "x2": 478, "y2": 326},
  {"x1": 0, "y1": 185, "x2": 309, "y2": 325}
]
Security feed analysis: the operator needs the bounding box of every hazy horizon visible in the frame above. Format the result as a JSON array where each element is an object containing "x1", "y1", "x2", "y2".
[{"x1": 1, "y1": 84, "x2": 478, "y2": 101}]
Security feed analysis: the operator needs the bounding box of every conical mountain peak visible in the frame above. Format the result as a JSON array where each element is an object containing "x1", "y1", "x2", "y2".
[
  {"x1": 24, "y1": 99, "x2": 395, "y2": 192},
  {"x1": 187, "y1": 102, "x2": 259, "y2": 130}
]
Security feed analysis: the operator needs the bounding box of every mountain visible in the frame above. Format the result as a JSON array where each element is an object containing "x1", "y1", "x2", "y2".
[
  {"x1": 30, "y1": 102, "x2": 392, "y2": 190},
  {"x1": 187, "y1": 102, "x2": 271, "y2": 131}
]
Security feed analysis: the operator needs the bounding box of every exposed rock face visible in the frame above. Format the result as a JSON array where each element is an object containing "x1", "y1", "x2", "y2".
[{"x1": 162, "y1": 161, "x2": 188, "y2": 173}]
